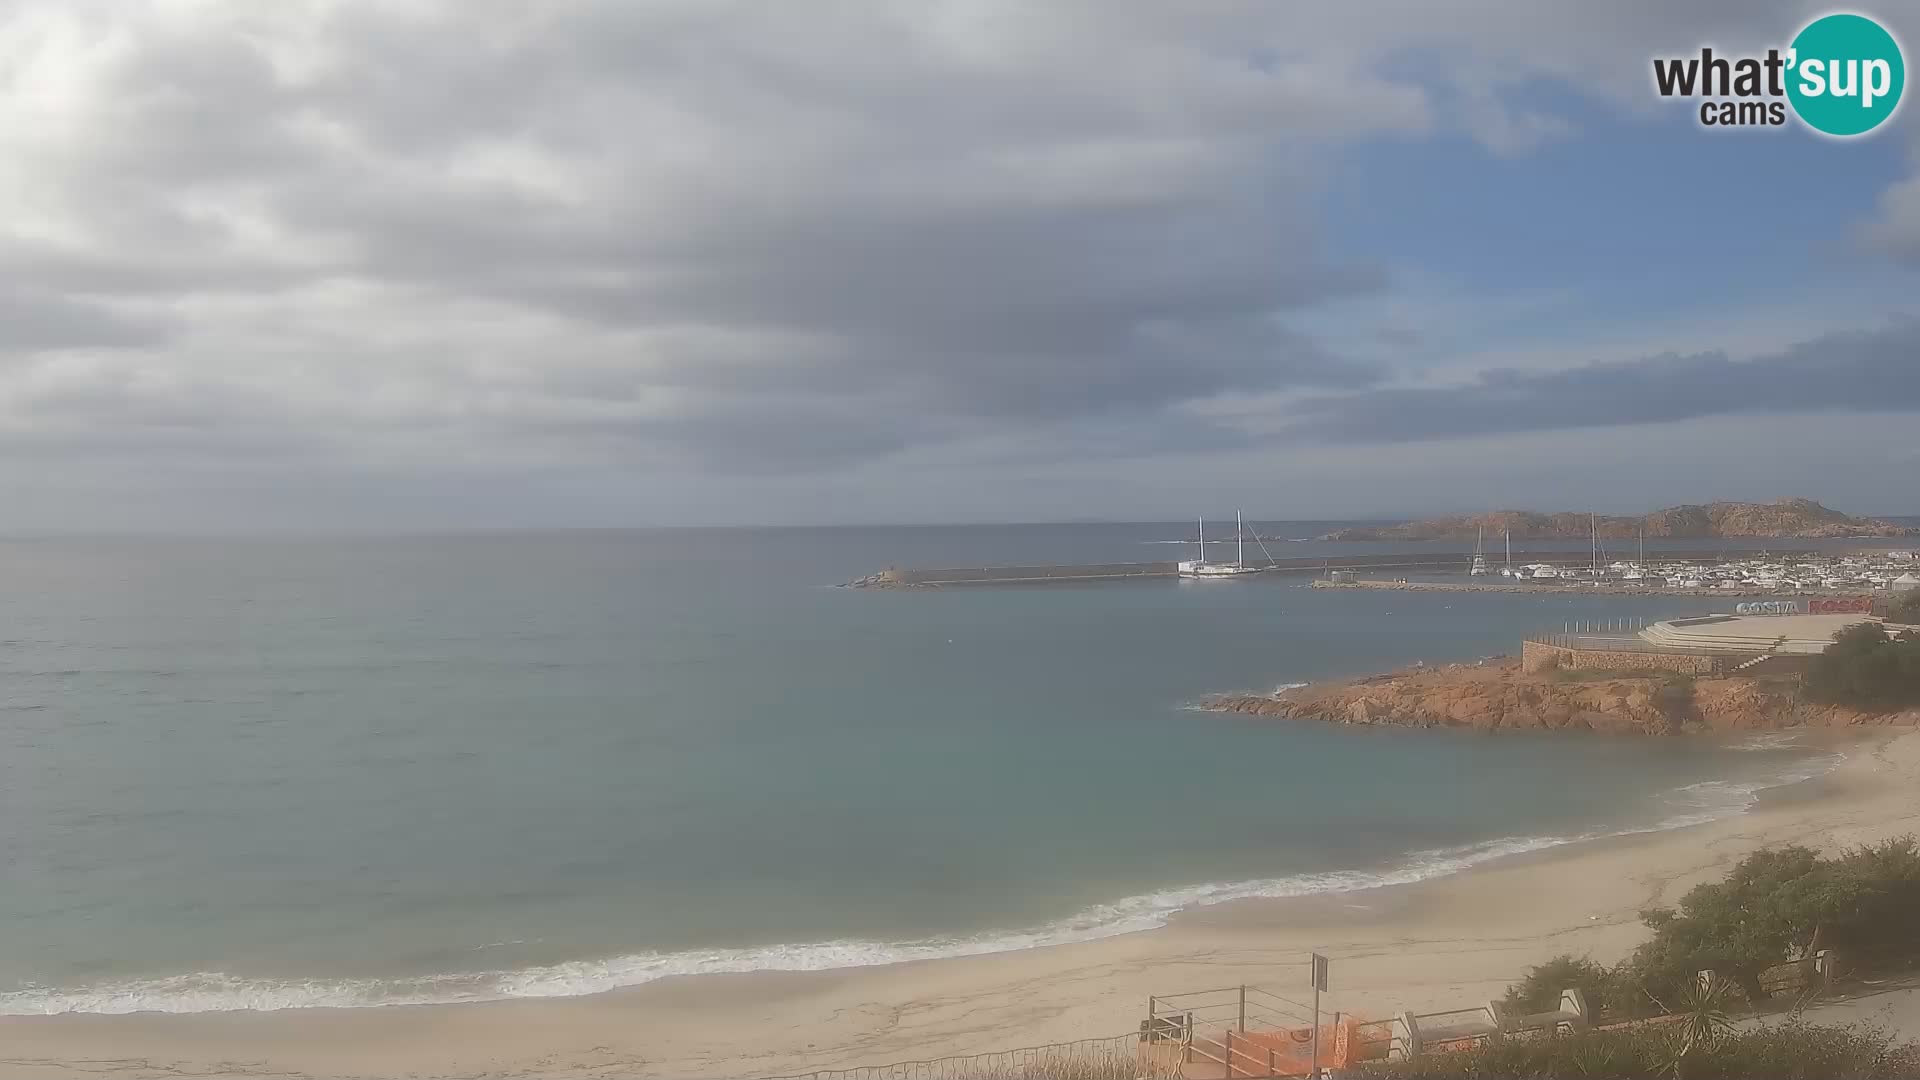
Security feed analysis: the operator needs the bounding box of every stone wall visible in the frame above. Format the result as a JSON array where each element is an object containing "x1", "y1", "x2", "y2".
[{"x1": 1521, "y1": 639, "x2": 1725, "y2": 676}]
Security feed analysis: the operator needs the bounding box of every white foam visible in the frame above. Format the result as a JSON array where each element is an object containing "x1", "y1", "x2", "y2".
[
  {"x1": 0, "y1": 750, "x2": 1846, "y2": 1017},
  {"x1": 1652, "y1": 749, "x2": 1841, "y2": 827},
  {"x1": 1728, "y1": 731, "x2": 1807, "y2": 752}
]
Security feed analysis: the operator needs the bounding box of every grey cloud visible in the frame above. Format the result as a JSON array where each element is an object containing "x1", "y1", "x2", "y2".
[
  {"x1": 0, "y1": 0, "x2": 1901, "y2": 521},
  {"x1": 1280, "y1": 321, "x2": 1920, "y2": 443},
  {"x1": 0, "y1": 0, "x2": 1428, "y2": 471},
  {"x1": 0, "y1": 292, "x2": 169, "y2": 351}
]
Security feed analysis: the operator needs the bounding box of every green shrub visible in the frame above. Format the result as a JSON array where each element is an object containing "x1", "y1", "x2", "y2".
[
  {"x1": 1625, "y1": 846, "x2": 1830, "y2": 1004},
  {"x1": 1824, "y1": 837, "x2": 1920, "y2": 963},
  {"x1": 1500, "y1": 955, "x2": 1616, "y2": 1017},
  {"x1": 1652, "y1": 675, "x2": 1697, "y2": 733},
  {"x1": 1597, "y1": 839, "x2": 1920, "y2": 1009},
  {"x1": 1891, "y1": 589, "x2": 1920, "y2": 624},
  {"x1": 1806, "y1": 623, "x2": 1920, "y2": 709},
  {"x1": 1346, "y1": 1020, "x2": 1920, "y2": 1079}
]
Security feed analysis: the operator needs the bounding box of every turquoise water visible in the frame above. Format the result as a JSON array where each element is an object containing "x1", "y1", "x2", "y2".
[{"x1": 0, "y1": 526, "x2": 1860, "y2": 1013}]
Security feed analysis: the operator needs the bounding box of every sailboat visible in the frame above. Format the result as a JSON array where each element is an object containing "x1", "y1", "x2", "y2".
[
  {"x1": 1499, "y1": 528, "x2": 1516, "y2": 577},
  {"x1": 1622, "y1": 527, "x2": 1646, "y2": 581},
  {"x1": 1178, "y1": 511, "x2": 1264, "y2": 577},
  {"x1": 1584, "y1": 513, "x2": 1604, "y2": 584},
  {"x1": 1469, "y1": 526, "x2": 1489, "y2": 576}
]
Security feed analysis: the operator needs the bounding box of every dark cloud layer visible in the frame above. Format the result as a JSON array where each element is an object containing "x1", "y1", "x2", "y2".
[
  {"x1": 0, "y1": 1, "x2": 1911, "y2": 525},
  {"x1": 1282, "y1": 321, "x2": 1920, "y2": 443}
]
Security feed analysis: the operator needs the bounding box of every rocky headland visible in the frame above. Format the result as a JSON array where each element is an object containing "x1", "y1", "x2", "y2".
[
  {"x1": 1319, "y1": 498, "x2": 1915, "y2": 542},
  {"x1": 1205, "y1": 658, "x2": 1920, "y2": 735}
]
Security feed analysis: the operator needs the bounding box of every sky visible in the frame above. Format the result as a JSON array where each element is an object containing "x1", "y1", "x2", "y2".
[{"x1": 1, "y1": 0, "x2": 1917, "y2": 530}]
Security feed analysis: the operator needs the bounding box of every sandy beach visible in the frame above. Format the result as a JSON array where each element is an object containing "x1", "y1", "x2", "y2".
[{"x1": 7, "y1": 728, "x2": 1920, "y2": 1080}]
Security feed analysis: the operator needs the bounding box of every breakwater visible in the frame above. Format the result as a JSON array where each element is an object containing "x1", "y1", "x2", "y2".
[
  {"x1": 846, "y1": 550, "x2": 1756, "y2": 587},
  {"x1": 847, "y1": 562, "x2": 1179, "y2": 587}
]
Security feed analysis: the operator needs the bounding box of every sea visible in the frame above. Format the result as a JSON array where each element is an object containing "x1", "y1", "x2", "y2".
[{"x1": 1, "y1": 522, "x2": 1907, "y2": 1015}]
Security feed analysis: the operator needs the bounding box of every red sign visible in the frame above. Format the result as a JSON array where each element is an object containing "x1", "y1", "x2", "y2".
[{"x1": 1809, "y1": 596, "x2": 1873, "y2": 614}]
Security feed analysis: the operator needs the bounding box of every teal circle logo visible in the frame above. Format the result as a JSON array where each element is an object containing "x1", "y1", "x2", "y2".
[{"x1": 1786, "y1": 13, "x2": 1904, "y2": 136}]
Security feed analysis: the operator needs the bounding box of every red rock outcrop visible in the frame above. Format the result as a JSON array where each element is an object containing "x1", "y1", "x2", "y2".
[
  {"x1": 1207, "y1": 659, "x2": 1920, "y2": 734},
  {"x1": 1318, "y1": 498, "x2": 1914, "y2": 541}
]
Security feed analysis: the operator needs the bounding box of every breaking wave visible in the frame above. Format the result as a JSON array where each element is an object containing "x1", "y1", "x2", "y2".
[{"x1": 0, "y1": 749, "x2": 1843, "y2": 1016}]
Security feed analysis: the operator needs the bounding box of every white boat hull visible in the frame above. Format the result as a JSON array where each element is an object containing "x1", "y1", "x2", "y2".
[{"x1": 1179, "y1": 561, "x2": 1262, "y2": 577}]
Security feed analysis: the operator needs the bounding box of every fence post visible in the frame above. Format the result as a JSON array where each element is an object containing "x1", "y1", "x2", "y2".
[
  {"x1": 1239, "y1": 984, "x2": 1246, "y2": 1032},
  {"x1": 1396, "y1": 1011, "x2": 1422, "y2": 1060}
]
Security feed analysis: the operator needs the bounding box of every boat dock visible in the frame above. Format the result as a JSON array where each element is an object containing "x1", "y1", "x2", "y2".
[{"x1": 1310, "y1": 578, "x2": 1875, "y2": 598}]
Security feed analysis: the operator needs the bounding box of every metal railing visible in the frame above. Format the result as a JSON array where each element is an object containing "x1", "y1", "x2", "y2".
[
  {"x1": 763, "y1": 951, "x2": 1840, "y2": 1080},
  {"x1": 1148, "y1": 984, "x2": 1319, "y2": 1032},
  {"x1": 1144, "y1": 984, "x2": 1342, "y2": 1077}
]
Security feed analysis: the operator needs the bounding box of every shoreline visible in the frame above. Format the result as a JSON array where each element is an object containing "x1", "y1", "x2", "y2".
[
  {"x1": 0, "y1": 732, "x2": 1843, "y2": 1018},
  {"x1": 6, "y1": 729, "x2": 1918, "y2": 1079},
  {"x1": 1311, "y1": 577, "x2": 1896, "y2": 597}
]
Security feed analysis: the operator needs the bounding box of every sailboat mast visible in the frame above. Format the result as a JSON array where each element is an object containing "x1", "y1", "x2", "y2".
[
  {"x1": 1198, "y1": 516, "x2": 1205, "y2": 564},
  {"x1": 1591, "y1": 514, "x2": 1597, "y2": 577},
  {"x1": 1505, "y1": 528, "x2": 1511, "y2": 571},
  {"x1": 1237, "y1": 510, "x2": 1244, "y2": 569}
]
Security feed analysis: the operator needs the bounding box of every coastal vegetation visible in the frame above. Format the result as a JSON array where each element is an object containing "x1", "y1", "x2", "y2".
[
  {"x1": 1380, "y1": 842, "x2": 1920, "y2": 1077},
  {"x1": 1896, "y1": 589, "x2": 1920, "y2": 622},
  {"x1": 1349, "y1": 1020, "x2": 1920, "y2": 1079},
  {"x1": 1500, "y1": 954, "x2": 1619, "y2": 1017},
  {"x1": 1319, "y1": 497, "x2": 1914, "y2": 541},
  {"x1": 1503, "y1": 839, "x2": 1920, "y2": 1014},
  {"x1": 1807, "y1": 623, "x2": 1920, "y2": 710}
]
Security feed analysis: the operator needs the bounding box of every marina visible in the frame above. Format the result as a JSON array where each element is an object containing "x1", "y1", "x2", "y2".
[
  {"x1": 1310, "y1": 578, "x2": 1894, "y2": 598},
  {"x1": 850, "y1": 548, "x2": 1920, "y2": 590}
]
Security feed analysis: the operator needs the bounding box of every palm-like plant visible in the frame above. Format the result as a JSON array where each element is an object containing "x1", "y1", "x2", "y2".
[{"x1": 1669, "y1": 976, "x2": 1735, "y2": 1079}]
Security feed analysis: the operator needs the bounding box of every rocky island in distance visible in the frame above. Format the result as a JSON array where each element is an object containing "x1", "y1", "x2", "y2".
[{"x1": 1319, "y1": 497, "x2": 1915, "y2": 541}]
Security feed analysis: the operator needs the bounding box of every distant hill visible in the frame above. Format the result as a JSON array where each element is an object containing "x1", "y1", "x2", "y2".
[{"x1": 1319, "y1": 498, "x2": 1917, "y2": 541}]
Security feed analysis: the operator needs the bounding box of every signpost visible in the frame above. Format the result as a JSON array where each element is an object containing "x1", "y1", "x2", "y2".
[{"x1": 1311, "y1": 952, "x2": 1329, "y2": 1078}]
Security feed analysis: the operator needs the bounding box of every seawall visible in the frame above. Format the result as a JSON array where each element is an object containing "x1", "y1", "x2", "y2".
[{"x1": 849, "y1": 562, "x2": 1179, "y2": 587}]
